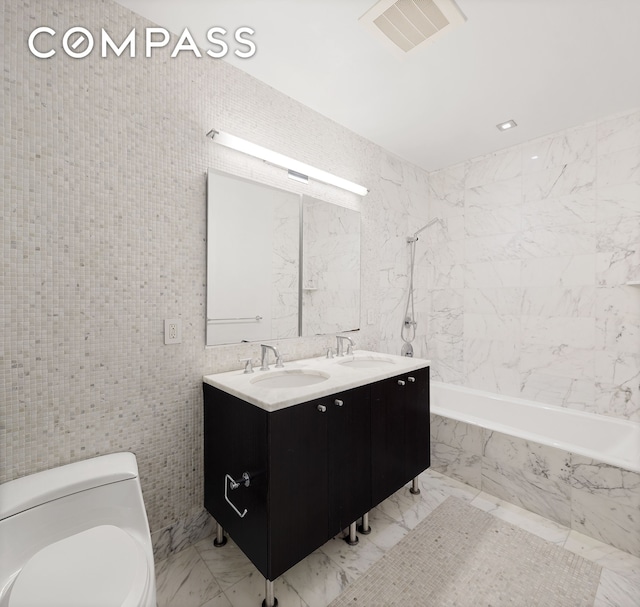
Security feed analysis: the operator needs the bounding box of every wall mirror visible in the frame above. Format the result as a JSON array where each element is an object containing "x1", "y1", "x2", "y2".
[{"x1": 206, "y1": 170, "x2": 360, "y2": 346}]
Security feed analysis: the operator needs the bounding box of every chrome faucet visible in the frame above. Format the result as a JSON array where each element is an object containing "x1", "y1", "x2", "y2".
[
  {"x1": 336, "y1": 335, "x2": 354, "y2": 357},
  {"x1": 240, "y1": 358, "x2": 254, "y2": 374},
  {"x1": 260, "y1": 344, "x2": 284, "y2": 370}
]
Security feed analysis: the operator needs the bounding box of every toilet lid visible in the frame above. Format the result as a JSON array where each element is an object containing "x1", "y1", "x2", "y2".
[{"x1": 9, "y1": 525, "x2": 149, "y2": 607}]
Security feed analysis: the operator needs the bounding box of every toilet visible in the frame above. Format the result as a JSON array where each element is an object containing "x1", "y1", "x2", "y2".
[{"x1": 0, "y1": 452, "x2": 157, "y2": 607}]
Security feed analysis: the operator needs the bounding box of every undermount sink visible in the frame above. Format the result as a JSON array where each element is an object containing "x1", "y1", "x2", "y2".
[
  {"x1": 338, "y1": 356, "x2": 396, "y2": 369},
  {"x1": 251, "y1": 370, "x2": 330, "y2": 389}
]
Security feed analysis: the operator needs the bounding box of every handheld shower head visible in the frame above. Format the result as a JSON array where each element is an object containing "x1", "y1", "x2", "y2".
[{"x1": 409, "y1": 217, "x2": 440, "y2": 241}]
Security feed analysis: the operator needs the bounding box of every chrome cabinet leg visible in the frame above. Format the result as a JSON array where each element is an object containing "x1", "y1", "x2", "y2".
[
  {"x1": 410, "y1": 476, "x2": 421, "y2": 495},
  {"x1": 357, "y1": 512, "x2": 371, "y2": 535},
  {"x1": 262, "y1": 579, "x2": 278, "y2": 607},
  {"x1": 344, "y1": 521, "x2": 359, "y2": 545},
  {"x1": 213, "y1": 521, "x2": 227, "y2": 547}
]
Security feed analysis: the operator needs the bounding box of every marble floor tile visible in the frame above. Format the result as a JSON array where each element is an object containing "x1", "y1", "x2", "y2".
[
  {"x1": 224, "y1": 569, "x2": 308, "y2": 607},
  {"x1": 373, "y1": 488, "x2": 419, "y2": 527},
  {"x1": 282, "y1": 549, "x2": 353, "y2": 607},
  {"x1": 154, "y1": 467, "x2": 632, "y2": 607},
  {"x1": 200, "y1": 593, "x2": 233, "y2": 607},
  {"x1": 319, "y1": 533, "x2": 385, "y2": 579},
  {"x1": 357, "y1": 506, "x2": 410, "y2": 553},
  {"x1": 194, "y1": 536, "x2": 255, "y2": 590},
  {"x1": 594, "y1": 568, "x2": 640, "y2": 607},
  {"x1": 418, "y1": 468, "x2": 482, "y2": 502},
  {"x1": 155, "y1": 546, "x2": 222, "y2": 607},
  {"x1": 470, "y1": 491, "x2": 571, "y2": 545},
  {"x1": 373, "y1": 482, "x2": 448, "y2": 531},
  {"x1": 393, "y1": 484, "x2": 450, "y2": 528},
  {"x1": 564, "y1": 530, "x2": 640, "y2": 579}
]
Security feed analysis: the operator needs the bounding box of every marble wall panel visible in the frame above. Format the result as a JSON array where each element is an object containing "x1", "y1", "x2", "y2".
[
  {"x1": 464, "y1": 260, "x2": 521, "y2": 289},
  {"x1": 483, "y1": 429, "x2": 571, "y2": 526},
  {"x1": 520, "y1": 286, "x2": 596, "y2": 318},
  {"x1": 570, "y1": 489, "x2": 640, "y2": 558},
  {"x1": 429, "y1": 414, "x2": 482, "y2": 488},
  {"x1": 424, "y1": 108, "x2": 640, "y2": 420},
  {"x1": 521, "y1": 123, "x2": 597, "y2": 174},
  {"x1": 521, "y1": 192, "x2": 596, "y2": 230},
  {"x1": 465, "y1": 148, "x2": 523, "y2": 189},
  {"x1": 596, "y1": 111, "x2": 640, "y2": 156}
]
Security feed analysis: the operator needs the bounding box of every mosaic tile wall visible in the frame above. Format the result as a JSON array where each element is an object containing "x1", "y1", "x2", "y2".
[
  {"x1": 422, "y1": 109, "x2": 640, "y2": 421},
  {"x1": 1, "y1": 0, "x2": 430, "y2": 552}
]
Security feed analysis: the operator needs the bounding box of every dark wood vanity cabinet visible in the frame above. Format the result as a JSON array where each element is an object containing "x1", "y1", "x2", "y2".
[{"x1": 203, "y1": 366, "x2": 428, "y2": 582}]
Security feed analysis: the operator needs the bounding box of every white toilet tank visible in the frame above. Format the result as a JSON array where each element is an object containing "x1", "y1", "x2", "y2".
[{"x1": 0, "y1": 452, "x2": 157, "y2": 607}]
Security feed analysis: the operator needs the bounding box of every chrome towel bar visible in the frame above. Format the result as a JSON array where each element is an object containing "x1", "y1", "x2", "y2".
[{"x1": 208, "y1": 315, "x2": 263, "y2": 323}]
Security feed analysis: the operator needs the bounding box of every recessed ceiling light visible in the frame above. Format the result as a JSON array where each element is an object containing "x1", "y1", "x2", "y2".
[
  {"x1": 531, "y1": 155, "x2": 539, "y2": 160},
  {"x1": 496, "y1": 119, "x2": 517, "y2": 131}
]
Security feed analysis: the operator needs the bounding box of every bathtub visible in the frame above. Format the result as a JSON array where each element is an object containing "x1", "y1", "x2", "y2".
[
  {"x1": 429, "y1": 381, "x2": 640, "y2": 557},
  {"x1": 430, "y1": 381, "x2": 640, "y2": 473}
]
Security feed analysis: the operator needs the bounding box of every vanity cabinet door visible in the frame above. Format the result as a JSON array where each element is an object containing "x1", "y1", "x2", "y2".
[
  {"x1": 268, "y1": 384, "x2": 372, "y2": 577},
  {"x1": 268, "y1": 398, "x2": 329, "y2": 580},
  {"x1": 370, "y1": 367, "x2": 430, "y2": 505},
  {"x1": 404, "y1": 366, "x2": 430, "y2": 481},
  {"x1": 371, "y1": 376, "x2": 407, "y2": 505},
  {"x1": 327, "y1": 384, "x2": 371, "y2": 536}
]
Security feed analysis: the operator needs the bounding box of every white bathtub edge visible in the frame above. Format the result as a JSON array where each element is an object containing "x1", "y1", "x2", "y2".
[{"x1": 430, "y1": 381, "x2": 640, "y2": 474}]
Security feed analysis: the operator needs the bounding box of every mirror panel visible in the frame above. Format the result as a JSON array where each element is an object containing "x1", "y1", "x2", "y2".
[
  {"x1": 302, "y1": 196, "x2": 360, "y2": 335},
  {"x1": 207, "y1": 170, "x2": 300, "y2": 346},
  {"x1": 206, "y1": 170, "x2": 360, "y2": 346}
]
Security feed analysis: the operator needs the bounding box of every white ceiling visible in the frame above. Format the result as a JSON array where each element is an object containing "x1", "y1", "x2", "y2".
[{"x1": 115, "y1": 0, "x2": 640, "y2": 172}]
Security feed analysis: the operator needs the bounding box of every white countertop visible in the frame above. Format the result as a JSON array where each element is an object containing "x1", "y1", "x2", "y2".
[{"x1": 203, "y1": 350, "x2": 430, "y2": 412}]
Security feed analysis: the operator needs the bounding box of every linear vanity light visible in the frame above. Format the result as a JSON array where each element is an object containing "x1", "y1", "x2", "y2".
[{"x1": 206, "y1": 129, "x2": 369, "y2": 196}]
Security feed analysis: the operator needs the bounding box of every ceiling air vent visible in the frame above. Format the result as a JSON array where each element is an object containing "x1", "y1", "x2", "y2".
[{"x1": 360, "y1": 0, "x2": 466, "y2": 54}]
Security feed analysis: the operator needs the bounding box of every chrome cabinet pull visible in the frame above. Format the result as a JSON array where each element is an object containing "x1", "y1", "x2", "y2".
[
  {"x1": 408, "y1": 376, "x2": 415, "y2": 382},
  {"x1": 317, "y1": 404, "x2": 327, "y2": 413},
  {"x1": 397, "y1": 380, "x2": 405, "y2": 386},
  {"x1": 334, "y1": 399, "x2": 344, "y2": 407}
]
